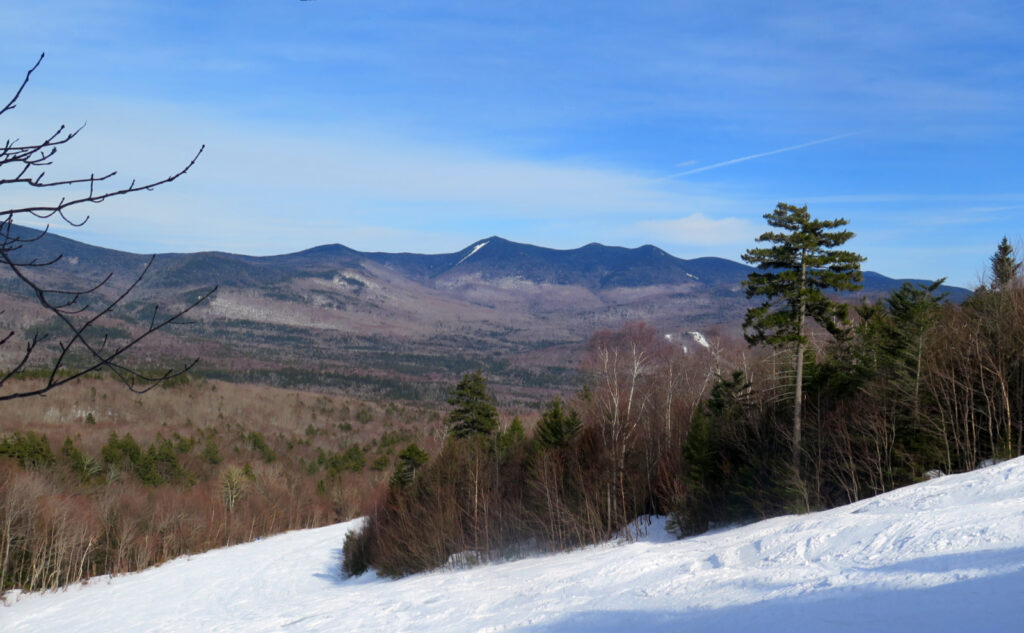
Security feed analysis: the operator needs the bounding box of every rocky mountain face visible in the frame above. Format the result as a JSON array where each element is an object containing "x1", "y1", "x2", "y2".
[{"x1": 0, "y1": 226, "x2": 967, "y2": 402}]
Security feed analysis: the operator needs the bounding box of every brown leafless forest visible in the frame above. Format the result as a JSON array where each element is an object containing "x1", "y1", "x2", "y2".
[{"x1": 0, "y1": 376, "x2": 447, "y2": 592}]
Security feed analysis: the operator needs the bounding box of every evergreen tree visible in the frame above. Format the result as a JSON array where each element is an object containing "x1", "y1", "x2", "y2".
[
  {"x1": 338, "y1": 444, "x2": 366, "y2": 473},
  {"x1": 534, "y1": 398, "x2": 582, "y2": 448},
  {"x1": 390, "y1": 442, "x2": 430, "y2": 488},
  {"x1": 0, "y1": 431, "x2": 55, "y2": 468},
  {"x1": 102, "y1": 432, "x2": 142, "y2": 471},
  {"x1": 989, "y1": 236, "x2": 1021, "y2": 290},
  {"x1": 742, "y1": 202, "x2": 864, "y2": 477},
  {"x1": 890, "y1": 281, "x2": 948, "y2": 462},
  {"x1": 859, "y1": 280, "x2": 949, "y2": 476},
  {"x1": 445, "y1": 371, "x2": 499, "y2": 438},
  {"x1": 62, "y1": 437, "x2": 89, "y2": 479},
  {"x1": 201, "y1": 436, "x2": 222, "y2": 464},
  {"x1": 673, "y1": 371, "x2": 750, "y2": 535},
  {"x1": 497, "y1": 416, "x2": 527, "y2": 456}
]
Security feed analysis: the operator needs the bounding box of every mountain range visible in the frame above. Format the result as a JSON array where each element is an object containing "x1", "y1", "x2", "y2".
[{"x1": 0, "y1": 226, "x2": 968, "y2": 402}]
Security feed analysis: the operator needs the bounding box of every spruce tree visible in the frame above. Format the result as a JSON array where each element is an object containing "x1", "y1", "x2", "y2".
[
  {"x1": 390, "y1": 442, "x2": 429, "y2": 488},
  {"x1": 989, "y1": 236, "x2": 1021, "y2": 290},
  {"x1": 445, "y1": 371, "x2": 499, "y2": 438},
  {"x1": 534, "y1": 398, "x2": 582, "y2": 448},
  {"x1": 742, "y1": 203, "x2": 865, "y2": 478},
  {"x1": 883, "y1": 280, "x2": 948, "y2": 470},
  {"x1": 497, "y1": 416, "x2": 527, "y2": 455}
]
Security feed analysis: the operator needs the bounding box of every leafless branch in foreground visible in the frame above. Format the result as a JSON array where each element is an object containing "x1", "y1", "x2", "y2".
[{"x1": 0, "y1": 53, "x2": 216, "y2": 400}]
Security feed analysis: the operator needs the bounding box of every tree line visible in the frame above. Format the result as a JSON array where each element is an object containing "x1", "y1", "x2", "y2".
[{"x1": 343, "y1": 206, "x2": 1024, "y2": 577}]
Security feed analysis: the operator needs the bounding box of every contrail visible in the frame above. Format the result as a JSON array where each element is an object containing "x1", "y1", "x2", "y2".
[{"x1": 666, "y1": 132, "x2": 859, "y2": 179}]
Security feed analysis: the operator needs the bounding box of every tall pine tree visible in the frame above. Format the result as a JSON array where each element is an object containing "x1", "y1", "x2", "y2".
[{"x1": 742, "y1": 203, "x2": 865, "y2": 478}]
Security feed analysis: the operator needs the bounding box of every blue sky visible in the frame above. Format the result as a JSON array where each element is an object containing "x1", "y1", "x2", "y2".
[{"x1": 2, "y1": 1, "x2": 1022, "y2": 287}]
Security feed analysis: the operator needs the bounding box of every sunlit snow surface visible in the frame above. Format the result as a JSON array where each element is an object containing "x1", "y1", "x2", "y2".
[{"x1": 5, "y1": 458, "x2": 1024, "y2": 632}]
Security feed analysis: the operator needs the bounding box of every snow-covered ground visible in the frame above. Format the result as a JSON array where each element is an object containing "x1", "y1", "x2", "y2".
[{"x1": 5, "y1": 457, "x2": 1024, "y2": 632}]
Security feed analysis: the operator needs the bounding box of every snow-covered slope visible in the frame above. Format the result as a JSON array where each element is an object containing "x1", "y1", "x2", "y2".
[{"x1": 6, "y1": 458, "x2": 1024, "y2": 632}]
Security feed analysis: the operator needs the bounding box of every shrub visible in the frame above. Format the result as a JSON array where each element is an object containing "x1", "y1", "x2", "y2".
[{"x1": 341, "y1": 524, "x2": 372, "y2": 577}]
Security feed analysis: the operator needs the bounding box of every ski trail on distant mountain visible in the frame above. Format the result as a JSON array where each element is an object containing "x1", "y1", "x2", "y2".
[{"x1": 455, "y1": 241, "x2": 488, "y2": 266}]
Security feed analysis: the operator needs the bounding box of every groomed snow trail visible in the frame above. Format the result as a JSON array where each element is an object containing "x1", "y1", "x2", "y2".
[{"x1": 5, "y1": 458, "x2": 1024, "y2": 632}]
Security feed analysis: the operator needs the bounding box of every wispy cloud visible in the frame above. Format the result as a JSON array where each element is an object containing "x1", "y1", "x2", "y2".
[
  {"x1": 665, "y1": 133, "x2": 859, "y2": 179},
  {"x1": 632, "y1": 213, "x2": 758, "y2": 247},
  {"x1": 4, "y1": 94, "x2": 759, "y2": 257}
]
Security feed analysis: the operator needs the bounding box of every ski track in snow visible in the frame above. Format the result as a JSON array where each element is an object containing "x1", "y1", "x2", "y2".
[{"x1": 5, "y1": 458, "x2": 1024, "y2": 632}]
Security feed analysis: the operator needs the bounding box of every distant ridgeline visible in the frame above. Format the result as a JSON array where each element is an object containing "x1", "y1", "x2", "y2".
[{"x1": 0, "y1": 224, "x2": 969, "y2": 400}]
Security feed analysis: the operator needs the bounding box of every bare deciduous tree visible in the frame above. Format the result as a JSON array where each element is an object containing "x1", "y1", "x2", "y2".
[{"x1": 0, "y1": 54, "x2": 214, "y2": 401}]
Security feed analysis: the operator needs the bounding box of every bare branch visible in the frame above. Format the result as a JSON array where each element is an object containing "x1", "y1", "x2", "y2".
[
  {"x1": 0, "y1": 54, "x2": 214, "y2": 400},
  {"x1": 0, "y1": 53, "x2": 43, "y2": 117},
  {"x1": 1, "y1": 146, "x2": 204, "y2": 221}
]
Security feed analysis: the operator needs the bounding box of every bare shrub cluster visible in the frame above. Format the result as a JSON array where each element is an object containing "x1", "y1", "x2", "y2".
[
  {"x1": 0, "y1": 461, "x2": 334, "y2": 592},
  {"x1": 0, "y1": 376, "x2": 440, "y2": 593}
]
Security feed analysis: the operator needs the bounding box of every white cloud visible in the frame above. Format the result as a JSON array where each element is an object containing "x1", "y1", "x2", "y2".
[
  {"x1": 633, "y1": 213, "x2": 758, "y2": 247},
  {"x1": 2, "y1": 90, "x2": 759, "y2": 256}
]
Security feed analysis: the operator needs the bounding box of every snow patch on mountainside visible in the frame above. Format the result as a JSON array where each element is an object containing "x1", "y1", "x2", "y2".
[
  {"x1": 5, "y1": 458, "x2": 1024, "y2": 632},
  {"x1": 687, "y1": 331, "x2": 710, "y2": 349},
  {"x1": 455, "y1": 241, "x2": 489, "y2": 266}
]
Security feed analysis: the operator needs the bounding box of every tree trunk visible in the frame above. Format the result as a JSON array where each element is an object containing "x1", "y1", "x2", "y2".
[
  {"x1": 793, "y1": 338, "x2": 804, "y2": 477},
  {"x1": 793, "y1": 259, "x2": 807, "y2": 479}
]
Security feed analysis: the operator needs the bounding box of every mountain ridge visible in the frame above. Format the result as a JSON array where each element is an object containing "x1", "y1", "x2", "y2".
[
  {"x1": 6, "y1": 223, "x2": 969, "y2": 296},
  {"x1": 0, "y1": 224, "x2": 970, "y2": 400}
]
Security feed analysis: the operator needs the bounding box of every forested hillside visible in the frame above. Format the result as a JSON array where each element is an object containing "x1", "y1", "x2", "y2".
[{"x1": 344, "y1": 236, "x2": 1024, "y2": 577}]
